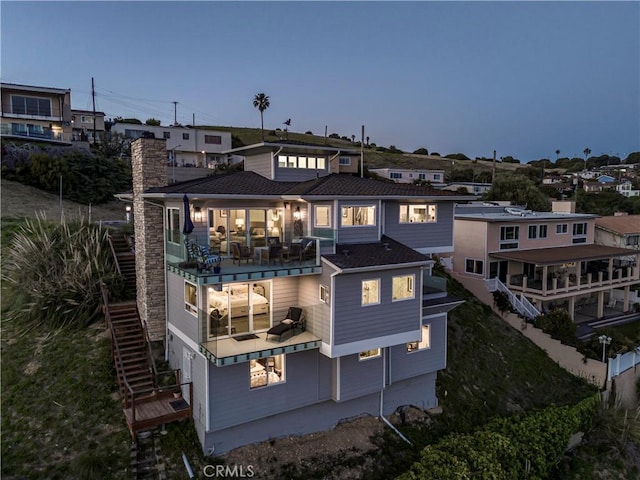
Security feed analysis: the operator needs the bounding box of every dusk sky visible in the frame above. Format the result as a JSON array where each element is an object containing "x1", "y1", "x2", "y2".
[{"x1": 2, "y1": 1, "x2": 638, "y2": 162}]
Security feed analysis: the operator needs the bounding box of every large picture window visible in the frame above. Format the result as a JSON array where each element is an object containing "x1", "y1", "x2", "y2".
[
  {"x1": 407, "y1": 325, "x2": 431, "y2": 352},
  {"x1": 249, "y1": 356, "x2": 285, "y2": 389},
  {"x1": 362, "y1": 279, "x2": 380, "y2": 305},
  {"x1": 572, "y1": 222, "x2": 587, "y2": 244},
  {"x1": 11, "y1": 95, "x2": 52, "y2": 117},
  {"x1": 342, "y1": 206, "x2": 376, "y2": 226},
  {"x1": 399, "y1": 204, "x2": 437, "y2": 223},
  {"x1": 184, "y1": 281, "x2": 198, "y2": 315},
  {"x1": 277, "y1": 155, "x2": 326, "y2": 170},
  {"x1": 392, "y1": 275, "x2": 415, "y2": 301},
  {"x1": 167, "y1": 207, "x2": 180, "y2": 244},
  {"x1": 499, "y1": 226, "x2": 519, "y2": 250}
]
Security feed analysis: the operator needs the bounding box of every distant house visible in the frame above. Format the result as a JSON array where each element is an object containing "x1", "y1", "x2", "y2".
[
  {"x1": 440, "y1": 182, "x2": 492, "y2": 195},
  {"x1": 71, "y1": 109, "x2": 105, "y2": 143},
  {"x1": 369, "y1": 168, "x2": 445, "y2": 185},
  {"x1": 595, "y1": 215, "x2": 640, "y2": 253},
  {"x1": 119, "y1": 138, "x2": 473, "y2": 455},
  {"x1": 0, "y1": 82, "x2": 72, "y2": 145},
  {"x1": 453, "y1": 201, "x2": 639, "y2": 321},
  {"x1": 110, "y1": 123, "x2": 235, "y2": 168},
  {"x1": 614, "y1": 181, "x2": 640, "y2": 197},
  {"x1": 597, "y1": 174, "x2": 616, "y2": 183}
]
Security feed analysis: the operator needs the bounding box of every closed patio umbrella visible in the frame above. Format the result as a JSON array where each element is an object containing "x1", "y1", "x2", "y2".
[{"x1": 182, "y1": 194, "x2": 195, "y2": 236}]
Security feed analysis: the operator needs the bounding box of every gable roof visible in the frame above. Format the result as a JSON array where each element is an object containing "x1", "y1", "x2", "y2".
[
  {"x1": 322, "y1": 235, "x2": 430, "y2": 270},
  {"x1": 144, "y1": 172, "x2": 472, "y2": 200},
  {"x1": 595, "y1": 215, "x2": 640, "y2": 235}
]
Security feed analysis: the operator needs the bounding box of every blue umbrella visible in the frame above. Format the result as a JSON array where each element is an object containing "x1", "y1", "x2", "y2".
[{"x1": 182, "y1": 194, "x2": 195, "y2": 236}]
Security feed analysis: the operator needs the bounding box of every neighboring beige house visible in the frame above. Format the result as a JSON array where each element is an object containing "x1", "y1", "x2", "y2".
[
  {"x1": 110, "y1": 123, "x2": 234, "y2": 168},
  {"x1": 0, "y1": 82, "x2": 72, "y2": 144},
  {"x1": 369, "y1": 168, "x2": 445, "y2": 185},
  {"x1": 453, "y1": 201, "x2": 639, "y2": 320},
  {"x1": 595, "y1": 215, "x2": 640, "y2": 254},
  {"x1": 71, "y1": 109, "x2": 106, "y2": 143}
]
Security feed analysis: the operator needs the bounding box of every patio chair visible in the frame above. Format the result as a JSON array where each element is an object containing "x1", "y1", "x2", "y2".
[
  {"x1": 264, "y1": 237, "x2": 284, "y2": 265},
  {"x1": 231, "y1": 242, "x2": 253, "y2": 265},
  {"x1": 266, "y1": 307, "x2": 304, "y2": 341},
  {"x1": 186, "y1": 239, "x2": 219, "y2": 271}
]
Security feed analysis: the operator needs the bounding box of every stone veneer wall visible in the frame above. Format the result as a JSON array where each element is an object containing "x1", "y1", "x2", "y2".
[{"x1": 132, "y1": 138, "x2": 168, "y2": 341}]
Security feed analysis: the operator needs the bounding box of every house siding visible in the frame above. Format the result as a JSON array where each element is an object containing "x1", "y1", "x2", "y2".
[
  {"x1": 338, "y1": 353, "x2": 384, "y2": 402},
  {"x1": 244, "y1": 152, "x2": 273, "y2": 179},
  {"x1": 167, "y1": 272, "x2": 200, "y2": 342},
  {"x1": 208, "y1": 349, "x2": 327, "y2": 430},
  {"x1": 332, "y1": 268, "x2": 421, "y2": 346},
  {"x1": 388, "y1": 314, "x2": 447, "y2": 382},
  {"x1": 384, "y1": 201, "x2": 454, "y2": 251}
]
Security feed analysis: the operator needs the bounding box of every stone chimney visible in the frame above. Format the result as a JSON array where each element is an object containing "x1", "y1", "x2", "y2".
[
  {"x1": 132, "y1": 138, "x2": 168, "y2": 341},
  {"x1": 552, "y1": 200, "x2": 576, "y2": 214}
]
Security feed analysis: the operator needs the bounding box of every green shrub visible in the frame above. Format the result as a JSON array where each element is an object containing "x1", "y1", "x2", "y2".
[
  {"x1": 492, "y1": 290, "x2": 512, "y2": 314},
  {"x1": 2, "y1": 214, "x2": 124, "y2": 328},
  {"x1": 534, "y1": 309, "x2": 577, "y2": 344}
]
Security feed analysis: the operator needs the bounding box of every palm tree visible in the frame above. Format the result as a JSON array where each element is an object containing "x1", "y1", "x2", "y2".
[
  {"x1": 555, "y1": 149, "x2": 560, "y2": 161},
  {"x1": 583, "y1": 148, "x2": 591, "y2": 160},
  {"x1": 252, "y1": 93, "x2": 270, "y2": 141}
]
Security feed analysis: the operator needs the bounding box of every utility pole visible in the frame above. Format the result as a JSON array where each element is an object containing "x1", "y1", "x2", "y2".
[
  {"x1": 91, "y1": 77, "x2": 97, "y2": 144},
  {"x1": 173, "y1": 101, "x2": 179, "y2": 126},
  {"x1": 492, "y1": 149, "x2": 496, "y2": 183},
  {"x1": 361, "y1": 125, "x2": 365, "y2": 178}
]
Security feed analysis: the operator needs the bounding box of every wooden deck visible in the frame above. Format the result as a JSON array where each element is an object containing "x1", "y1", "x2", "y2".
[{"x1": 123, "y1": 387, "x2": 193, "y2": 437}]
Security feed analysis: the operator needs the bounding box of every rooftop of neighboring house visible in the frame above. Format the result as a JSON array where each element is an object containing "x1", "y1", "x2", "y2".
[
  {"x1": 323, "y1": 235, "x2": 430, "y2": 269},
  {"x1": 455, "y1": 203, "x2": 597, "y2": 222},
  {"x1": 1, "y1": 82, "x2": 70, "y2": 95},
  {"x1": 492, "y1": 243, "x2": 636, "y2": 265},
  {"x1": 142, "y1": 171, "x2": 471, "y2": 200},
  {"x1": 595, "y1": 215, "x2": 640, "y2": 235},
  {"x1": 223, "y1": 140, "x2": 358, "y2": 156}
]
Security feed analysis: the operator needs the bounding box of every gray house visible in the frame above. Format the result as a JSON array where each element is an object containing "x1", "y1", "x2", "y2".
[{"x1": 127, "y1": 138, "x2": 471, "y2": 455}]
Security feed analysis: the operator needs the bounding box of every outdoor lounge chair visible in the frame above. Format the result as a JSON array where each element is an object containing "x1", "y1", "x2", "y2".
[
  {"x1": 186, "y1": 239, "x2": 220, "y2": 271},
  {"x1": 266, "y1": 307, "x2": 304, "y2": 341}
]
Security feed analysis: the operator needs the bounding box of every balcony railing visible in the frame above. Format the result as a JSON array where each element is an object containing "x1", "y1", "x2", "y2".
[
  {"x1": 166, "y1": 231, "x2": 323, "y2": 284},
  {"x1": 507, "y1": 266, "x2": 639, "y2": 296},
  {"x1": 0, "y1": 122, "x2": 63, "y2": 141},
  {"x1": 194, "y1": 305, "x2": 321, "y2": 366}
]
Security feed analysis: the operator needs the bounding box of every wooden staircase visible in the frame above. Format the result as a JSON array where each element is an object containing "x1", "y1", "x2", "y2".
[{"x1": 108, "y1": 231, "x2": 137, "y2": 294}]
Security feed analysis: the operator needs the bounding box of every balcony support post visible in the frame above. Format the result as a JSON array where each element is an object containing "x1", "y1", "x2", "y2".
[
  {"x1": 568, "y1": 296, "x2": 576, "y2": 321},
  {"x1": 623, "y1": 285, "x2": 630, "y2": 312},
  {"x1": 542, "y1": 265, "x2": 548, "y2": 294},
  {"x1": 597, "y1": 290, "x2": 605, "y2": 318}
]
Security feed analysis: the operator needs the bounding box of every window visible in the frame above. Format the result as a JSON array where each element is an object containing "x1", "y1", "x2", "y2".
[
  {"x1": 81, "y1": 115, "x2": 93, "y2": 123},
  {"x1": 182, "y1": 133, "x2": 190, "y2": 140},
  {"x1": 407, "y1": 325, "x2": 431, "y2": 352},
  {"x1": 419, "y1": 173, "x2": 426, "y2": 180},
  {"x1": 339, "y1": 156, "x2": 351, "y2": 165},
  {"x1": 359, "y1": 349, "x2": 381, "y2": 361},
  {"x1": 626, "y1": 235, "x2": 639, "y2": 246},
  {"x1": 399, "y1": 204, "x2": 437, "y2": 223},
  {"x1": 572, "y1": 222, "x2": 587, "y2": 244},
  {"x1": 539, "y1": 225, "x2": 548, "y2": 238},
  {"x1": 314, "y1": 205, "x2": 331, "y2": 227},
  {"x1": 528, "y1": 225, "x2": 548, "y2": 239},
  {"x1": 249, "y1": 355, "x2": 285, "y2": 389},
  {"x1": 167, "y1": 207, "x2": 180, "y2": 243},
  {"x1": 184, "y1": 281, "x2": 197, "y2": 315},
  {"x1": 556, "y1": 224, "x2": 568, "y2": 234},
  {"x1": 319, "y1": 285, "x2": 330, "y2": 304},
  {"x1": 276, "y1": 155, "x2": 326, "y2": 170},
  {"x1": 499, "y1": 226, "x2": 519, "y2": 249},
  {"x1": 465, "y1": 259, "x2": 484, "y2": 275},
  {"x1": 390, "y1": 172, "x2": 403, "y2": 179},
  {"x1": 433, "y1": 174, "x2": 441, "y2": 181},
  {"x1": 362, "y1": 279, "x2": 380, "y2": 305},
  {"x1": 205, "y1": 135, "x2": 222, "y2": 144},
  {"x1": 342, "y1": 205, "x2": 376, "y2": 226},
  {"x1": 528, "y1": 225, "x2": 537, "y2": 239},
  {"x1": 163, "y1": 131, "x2": 170, "y2": 139},
  {"x1": 11, "y1": 95, "x2": 52, "y2": 117},
  {"x1": 392, "y1": 275, "x2": 415, "y2": 301}
]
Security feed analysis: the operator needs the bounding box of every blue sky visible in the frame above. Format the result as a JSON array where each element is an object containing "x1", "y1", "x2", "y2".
[{"x1": 2, "y1": 1, "x2": 638, "y2": 162}]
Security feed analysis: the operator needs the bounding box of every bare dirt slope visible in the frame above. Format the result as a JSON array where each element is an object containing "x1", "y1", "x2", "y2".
[{"x1": 1, "y1": 179, "x2": 125, "y2": 222}]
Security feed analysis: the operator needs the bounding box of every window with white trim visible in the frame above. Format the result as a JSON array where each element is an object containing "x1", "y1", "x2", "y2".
[
  {"x1": 500, "y1": 226, "x2": 519, "y2": 249},
  {"x1": 407, "y1": 325, "x2": 431, "y2": 352},
  {"x1": 390, "y1": 172, "x2": 403, "y2": 179},
  {"x1": 626, "y1": 235, "x2": 639, "y2": 246},
  {"x1": 277, "y1": 155, "x2": 326, "y2": 169},
  {"x1": 359, "y1": 349, "x2": 381, "y2": 361},
  {"x1": 465, "y1": 258, "x2": 484, "y2": 275},
  {"x1": 392, "y1": 275, "x2": 415, "y2": 301},
  {"x1": 249, "y1": 355, "x2": 285, "y2": 389},
  {"x1": 362, "y1": 279, "x2": 380, "y2": 305},
  {"x1": 319, "y1": 285, "x2": 330, "y2": 304},
  {"x1": 339, "y1": 156, "x2": 351, "y2": 165},
  {"x1": 528, "y1": 224, "x2": 548, "y2": 239},
  {"x1": 572, "y1": 222, "x2": 587, "y2": 244},
  {"x1": 342, "y1": 205, "x2": 376, "y2": 226},
  {"x1": 205, "y1": 135, "x2": 222, "y2": 144},
  {"x1": 167, "y1": 207, "x2": 180, "y2": 244},
  {"x1": 184, "y1": 281, "x2": 198, "y2": 315},
  {"x1": 314, "y1": 205, "x2": 331, "y2": 227},
  {"x1": 556, "y1": 224, "x2": 568, "y2": 234},
  {"x1": 399, "y1": 204, "x2": 437, "y2": 223}
]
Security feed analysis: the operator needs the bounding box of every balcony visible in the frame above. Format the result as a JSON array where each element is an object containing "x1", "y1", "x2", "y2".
[
  {"x1": 194, "y1": 305, "x2": 321, "y2": 366},
  {"x1": 0, "y1": 122, "x2": 64, "y2": 141},
  {"x1": 166, "y1": 232, "x2": 324, "y2": 285}
]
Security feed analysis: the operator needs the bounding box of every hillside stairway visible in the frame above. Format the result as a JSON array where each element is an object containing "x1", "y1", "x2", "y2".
[{"x1": 108, "y1": 231, "x2": 137, "y2": 294}]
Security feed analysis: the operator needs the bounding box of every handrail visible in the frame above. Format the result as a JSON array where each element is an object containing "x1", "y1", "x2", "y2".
[
  {"x1": 106, "y1": 235, "x2": 122, "y2": 275},
  {"x1": 493, "y1": 277, "x2": 540, "y2": 319},
  {"x1": 140, "y1": 319, "x2": 159, "y2": 383}
]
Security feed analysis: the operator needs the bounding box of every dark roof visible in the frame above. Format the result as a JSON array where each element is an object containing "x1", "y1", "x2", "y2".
[
  {"x1": 491, "y1": 244, "x2": 638, "y2": 266},
  {"x1": 146, "y1": 172, "x2": 465, "y2": 198},
  {"x1": 323, "y1": 236, "x2": 430, "y2": 269}
]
